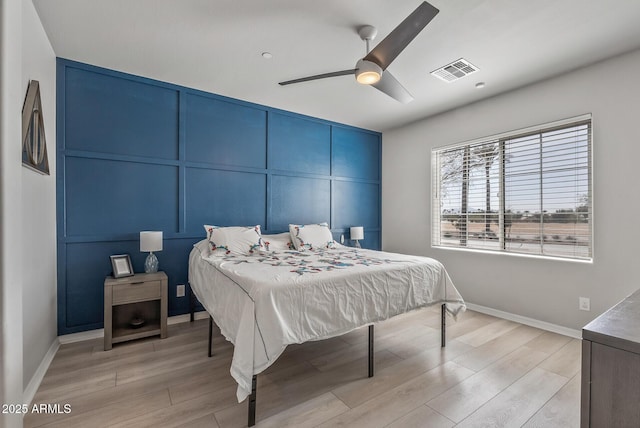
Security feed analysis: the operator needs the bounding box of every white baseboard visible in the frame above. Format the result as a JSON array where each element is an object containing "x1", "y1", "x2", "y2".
[
  {"x1": 465, "y1": 302, "x2": 581, "y2": 339},
  {"x1": 58, "y1": 310, "x2": 210, "y2": 344},
  {"x1": 24, "y1": 338, "x2": 59, "y2": 406},
  {"x1": 58, "y1": 328, "x2": 103, "y2": 344}
]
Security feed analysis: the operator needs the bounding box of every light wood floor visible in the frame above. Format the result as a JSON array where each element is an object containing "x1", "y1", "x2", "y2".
[{"x1": 25, "y1": 308, "x2": 581, "y2": 428}]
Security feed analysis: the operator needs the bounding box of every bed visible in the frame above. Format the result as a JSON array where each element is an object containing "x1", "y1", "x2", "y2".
[{"x1": 188, "y1": 227, "x2": 465, "y2": 426}]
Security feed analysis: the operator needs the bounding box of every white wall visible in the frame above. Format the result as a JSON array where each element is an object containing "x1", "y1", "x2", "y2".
[
  {"x1": 0, "y1": 0, "x2": 24, "y2": 425},
  {"x1": 383, "y1": 48, "x2": 640, "y2": 331},
  {"x1": 21, "y1": 0, "x2": 57, "y2": 394}
]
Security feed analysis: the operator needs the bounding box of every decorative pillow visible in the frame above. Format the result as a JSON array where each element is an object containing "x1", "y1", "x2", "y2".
[
  {"x1": 288, "y1": 223, "x2": 337, "y2": 251},
  {"x1": 262, "y1": 232, "x2": 294, "y2": 252},
  {"x1": 203, "y1": 225, "x2": 264, "y2": 255},
  {"x1": 193, "y1": 239, "x2": 211, "y2": 256}
]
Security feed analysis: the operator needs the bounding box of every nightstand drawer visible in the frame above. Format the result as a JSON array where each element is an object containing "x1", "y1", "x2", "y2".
[{"x1": 112, "y1": 280, "x2": 161, "y2": 304}]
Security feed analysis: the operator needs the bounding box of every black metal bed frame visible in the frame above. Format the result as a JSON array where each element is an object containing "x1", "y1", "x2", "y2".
[{"x1": 189, "y1": 287, "x2": 447, "y2": 427}]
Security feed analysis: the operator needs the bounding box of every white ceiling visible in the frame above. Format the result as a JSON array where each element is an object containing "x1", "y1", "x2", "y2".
[{"x1": 33, "y1": 0, "x2": 640, "y2": 132}]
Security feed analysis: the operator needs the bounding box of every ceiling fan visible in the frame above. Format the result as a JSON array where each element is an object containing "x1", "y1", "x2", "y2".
[{"x1": 278, "y1": 1, "x2": 439, "y2": 104}]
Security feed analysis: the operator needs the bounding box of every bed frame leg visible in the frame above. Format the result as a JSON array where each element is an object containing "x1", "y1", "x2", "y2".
[
  {"x1": 189, "y1": 284, "x2": 195, "y2": 323},
  {"x1": 441, "y1": 303, "x2": 446, "y2": 348},
  {"x1": 248, "y1": 375, "x2": 257, "y2": 427},
  {"x1": 208, "y1": 316, "x2": 213, "y2": 357},
  {"x1": 368, "y1": 324, "x2": 374, "y2": 378}
]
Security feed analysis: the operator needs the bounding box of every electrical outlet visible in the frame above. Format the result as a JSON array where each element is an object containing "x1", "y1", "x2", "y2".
[
  {"x1": 177, "y1": 284, "x2": 185, "y2": 298},
  {"x1": 579, "y1": 297, "x2": 590, "y2": 311}
]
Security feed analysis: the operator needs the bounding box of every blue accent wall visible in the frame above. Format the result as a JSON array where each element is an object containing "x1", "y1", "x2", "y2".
[{"x1": 56, "y1": 59, "x2": 382, "y2": 335}]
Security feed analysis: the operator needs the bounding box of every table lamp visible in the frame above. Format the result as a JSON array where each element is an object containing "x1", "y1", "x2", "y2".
[
  {"x1": 140, "y1": 231, "x2": 162, "y2": 273},
  {"x1": 350, "y1": 226, "x2": 364, "y2": 248}
]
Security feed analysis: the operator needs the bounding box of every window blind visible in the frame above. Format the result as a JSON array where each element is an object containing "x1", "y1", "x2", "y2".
[{"x1": 432, "y1": 117, "x2": 592, "y2": 261}]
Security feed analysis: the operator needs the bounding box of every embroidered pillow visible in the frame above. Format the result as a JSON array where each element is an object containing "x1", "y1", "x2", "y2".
[
  {"x1": 203, "y1": 225, "x2": 264, "y2": 255},
  {"x1": 261, "y1": 232, "x2": 294, "y2": 252},
  {"x1": 288, "y1": 223, "x2": 337, "y2": 251}
]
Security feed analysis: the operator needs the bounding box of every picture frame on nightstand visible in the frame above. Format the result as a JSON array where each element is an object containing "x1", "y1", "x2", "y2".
[{"x1": 110, "y1": 254, "x2": 134, "y2": 278}]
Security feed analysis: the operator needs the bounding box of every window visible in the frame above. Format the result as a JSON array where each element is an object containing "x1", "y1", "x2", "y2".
[{"x1": 432, "y1": 115, "x2": 592, "y2": 261}]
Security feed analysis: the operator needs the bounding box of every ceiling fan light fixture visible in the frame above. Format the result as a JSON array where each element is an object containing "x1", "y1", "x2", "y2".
[
  {"x1": 355, "y1": 59, "x2": 382, "y2": 85},
  {"x1": 278, "y1": 1, "x2": 440, "y2": 102}
]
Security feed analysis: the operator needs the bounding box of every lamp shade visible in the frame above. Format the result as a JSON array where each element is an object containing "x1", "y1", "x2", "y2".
[
  {"x1": 140, "y1": 231, "x2": 163, "y2": 252},
  {"x1": 350, "y1": 226, "x2": 364, "y2": 241}
]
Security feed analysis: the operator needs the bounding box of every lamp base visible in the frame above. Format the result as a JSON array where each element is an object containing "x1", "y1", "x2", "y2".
[
  {"x1": 144, "y1": 252, "x2": 159, "y2": 273},
  {"x1": 353, "y1": 240, "x2": 361, "y2": 248}
]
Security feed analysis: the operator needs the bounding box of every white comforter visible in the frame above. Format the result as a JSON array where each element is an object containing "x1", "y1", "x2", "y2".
[{"x1": 188, "y1": 241, "x2": 465, "y2": 402}]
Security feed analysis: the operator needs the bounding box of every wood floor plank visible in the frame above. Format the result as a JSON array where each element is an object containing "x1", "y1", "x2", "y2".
[
  {"x1": 339, "y1": 308, "x2": 437, "y2": 345},
  {"x1": 40, "y1": 335, "x2": 222, "y2": 391},
  {"x1": 538, "y1": 339, "x2": 582, "y2": 378},
  {"x1": 28, "y1": 372, "x2": 117, "y2": 408},
  {"x1": 214, "y1": 349, "x2": 402, "y2": 428},
  {"x1": 53, "y1": 338, "x2": 101, "y2": 358},
  {"x1": 260, "y1": 337, "x2": 351, "y2": 376},
  {"x1": 427, "y1": 346, "x2": 550, "y2": 422},
  {"x1": 28, "y1": 358, "x2": 232, "y2": 427},
  {"x1": 60, "y1": 326, "x2": 199, "y2": 369},
  {"x1": 455, "y1": 367, "x2": 570, "y2": 428},
  {"x1": 376, "y1": 326, "x2": 442, "y2": 360},
  {"x1": 311, "y1": 321, "x2": 439, "y2": 369},
  {"x1": 150, "y1": 323, "x2": 214, "y2": 352},
  {"x1": 29, "y1": 389, "x2": 172, "y2": 428},
  {"x1": 308, "y1": 341, "x2": 371, "y2": 372},
  {"x1": 522, "y1": 331, "x2": 572, "y2": 355},
  {"x1": 109, "y1": 387, "x2": 227, "y2": 428},
  {"x1": 332, "y1": 339, "x2": 473, "y2": 408},
  {"x1": 453, "y1": 324, "x2": 544, "y2": 372},
  {"x1": 317, "y1": 361, "x2": 474, "y2": 428},
  {"x1": 256, "y1": 392, "x2": 349, "y2": 428},
  {"x1": 169, "y1": 361, "x2": 315, "y2": 407},
  {"x1": 175, "y1": 413, "x2": 219, "y2": 428},
  {"x1": 386, "y1": 404, "x2": 454, "y2": 428},
  {"x1": 456, "y1": 318, "x2": 520, "y2": 347},
  {"x1": 115, "y1": 342, "x2": 229, "y2": 385},
  {"x1": 522, "y1": 372, "x2": 581, "y2": 428},
  {"x1": 426, "y1": 311, "x2": 501, "y2": 341},
  {"x1": 52, "y1": 341, "x2": 156, "y2": 373},
  {"x1": 259, "y1": 361, "x2": 318, "y2": 388},
  {"x1": 37, "y1": 360, "x2": 117, "y2": 391},
  {"x1": 169, "y1": 372, "x2": 238, "y2": 407}
]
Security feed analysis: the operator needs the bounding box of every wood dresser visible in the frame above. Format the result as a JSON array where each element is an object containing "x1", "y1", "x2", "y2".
[{"x1": 581, "y1": 289, "x2": 640, "y2": 427}]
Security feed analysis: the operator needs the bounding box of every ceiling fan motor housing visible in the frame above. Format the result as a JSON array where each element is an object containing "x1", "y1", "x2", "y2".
[{"x1": 355, "y1": 59, "x2": 382, "y2": 85}]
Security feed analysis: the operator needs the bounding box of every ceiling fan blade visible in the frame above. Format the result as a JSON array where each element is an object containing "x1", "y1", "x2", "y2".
[
  {"x1": 371, "y1": 71, "x2": 414, "y2": 103},
  {"x1": 279, "y1": 69, "x2": 356, "y2": 86},
  {"x1": 364, "y1": 1, "x2": 439, "y2": 70}
]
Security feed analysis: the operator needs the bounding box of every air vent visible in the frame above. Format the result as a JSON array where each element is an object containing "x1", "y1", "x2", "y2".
[{"x1": 431, "y1": 58, "x2": 479, "y2": 82}]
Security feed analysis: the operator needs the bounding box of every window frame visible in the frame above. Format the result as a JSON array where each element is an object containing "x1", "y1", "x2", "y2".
[{"x1": 431, "y1": 114, "x2": 593, "y2": 262}]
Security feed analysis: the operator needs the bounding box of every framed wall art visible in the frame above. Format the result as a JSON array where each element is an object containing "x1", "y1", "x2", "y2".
[{"x1": 21, "y1": 80, "x2": 49, "y2": 175}]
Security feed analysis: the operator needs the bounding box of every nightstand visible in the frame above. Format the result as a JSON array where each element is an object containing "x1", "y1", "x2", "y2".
[{"x1": 104, "y1": 271, "x2": 168, "y2": 350}]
